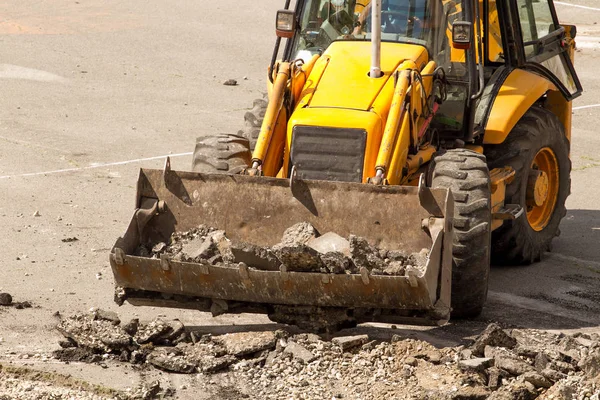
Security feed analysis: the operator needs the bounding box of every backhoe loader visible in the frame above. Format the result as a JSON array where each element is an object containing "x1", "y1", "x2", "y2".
[{"x1": 110, "y1": 0, "x2": 581, "y2": 329}]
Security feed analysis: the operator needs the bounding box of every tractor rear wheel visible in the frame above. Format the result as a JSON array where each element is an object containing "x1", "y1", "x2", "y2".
[
  {"x1": 191, "y1": 134, "x2": 252, "y2": 174},
  {"x1": 430, "y1": 149, "x2": 492, "y2": 318},
  {"x1": 486, "y1": 106, "x2": 571, "y2": 264}
]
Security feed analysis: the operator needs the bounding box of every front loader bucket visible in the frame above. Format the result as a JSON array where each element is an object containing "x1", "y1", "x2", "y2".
[{"x1": 111, "y1": 162, "x2": 454, "y2": 327}]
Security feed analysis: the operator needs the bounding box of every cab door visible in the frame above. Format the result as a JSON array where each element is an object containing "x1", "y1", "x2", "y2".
[{"x1": 513, "y1": 0, "x2": 582, "y2": 99}]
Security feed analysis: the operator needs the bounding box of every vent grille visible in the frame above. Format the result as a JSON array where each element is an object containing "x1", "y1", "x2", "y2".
[{"x1": 290, "y1": 126, "x2": 367, "y2": 183}]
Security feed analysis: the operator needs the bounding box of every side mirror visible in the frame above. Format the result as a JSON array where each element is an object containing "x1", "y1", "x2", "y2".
[
  {"x1": 452, "y1": 21, "x2": 472, "y2": 50},
  {"x1": 276, "y1": 10, "x2": 296, "y2": 38}
]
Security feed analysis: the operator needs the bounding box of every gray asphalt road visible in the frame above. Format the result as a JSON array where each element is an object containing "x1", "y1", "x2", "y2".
[{"x1": 0, "y1": 0, "x2": 599, "y2": 395}]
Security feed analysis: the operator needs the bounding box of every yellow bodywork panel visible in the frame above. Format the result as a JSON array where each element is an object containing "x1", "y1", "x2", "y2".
[
  {"x1": 309, "y1": 41, "x2": 428, "y2": 110},
  {"x1": 279, "y1": 41, "x2": 431, "y2": 183},
  {"x1": 285, "y1": 107, "x2": 384, "y2": 182},
  {"x1": 483, "y1": 69, "x2": 557, "y2": 144}
]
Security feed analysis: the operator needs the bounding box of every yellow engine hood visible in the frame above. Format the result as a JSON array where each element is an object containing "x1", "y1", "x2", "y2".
[{"x1": 308, "y1": 41, "x2": 429, "y2": 111}]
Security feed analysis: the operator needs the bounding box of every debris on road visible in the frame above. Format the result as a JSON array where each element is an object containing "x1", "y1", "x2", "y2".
[
  {"x1": 0, "y1": 293, "x2": 32, "y2": 310},
  {"x1": 61, "y1": 237, "x2": 79, "y2": 243},
  {"x1": 135, "y1": 223, "x2": 429, "y2": 277},
  {"x1": 223, "y1": 79, "x2": 238, "y2": 86},
  {"x1": 0, "y1": 293, "x2": 12, "y2": 306},
  {"x1": 51, "y1": 311, "x2": 600, "y2": 399}
]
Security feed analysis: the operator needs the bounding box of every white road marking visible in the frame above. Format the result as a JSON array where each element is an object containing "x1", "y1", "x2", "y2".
[
  {"x1": 0, "y1": 64, "x2": 68, "y2": 83},
  {"x1": 554, "y1": 1, "x2": 600, "y2": 11},
  {"x1": 0, "y1": 152, "x2": 192, "y2": 180},
  {"x1": 573, "y1": 104, "x2": 600, "y2": 111}
]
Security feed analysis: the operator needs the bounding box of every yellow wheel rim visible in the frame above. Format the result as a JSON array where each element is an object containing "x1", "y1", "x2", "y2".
[{"x1": 526, "y1": 147, "x2": 559, "y2": 232}]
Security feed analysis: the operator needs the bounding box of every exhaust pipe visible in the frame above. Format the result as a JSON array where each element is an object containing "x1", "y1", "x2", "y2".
[{"x1": 370, "y1": 0, "x2": 382, "y2": 78}]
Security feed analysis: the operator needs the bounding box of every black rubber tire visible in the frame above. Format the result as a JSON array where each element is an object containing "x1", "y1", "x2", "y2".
[
  {"x1": 485, "y1": 106, "x2": 571, "y2": 265},
  {"x1": 191, "y1": 134, "x2": 252, "y2": 175},
  {"x1": 430, "y1": 149, "x2": 492, "y2": 318},
  {"x1": 238, "y1": 97, "x2": 268, "y2": 151}
]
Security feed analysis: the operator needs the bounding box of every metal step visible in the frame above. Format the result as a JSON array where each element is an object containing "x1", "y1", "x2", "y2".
[{"x1": 493, "y1": 204, "x2": 524, "y2": 220}]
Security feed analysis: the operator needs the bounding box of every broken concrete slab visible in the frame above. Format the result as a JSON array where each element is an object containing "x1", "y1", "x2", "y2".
[
  {"x1": 494, "y1": 356, "x2": 535, "y2": 376},
  {"x1": 520, "y1": 371, "x2": 552, "y2": 388},
  {"x1": 180, "y1": 236, "x2": 217, "y2": 261},
  {"x1": 135, "y1": 318, "x2": 174, "y2": 344},
  {"x1": 307, "y1": 232, "x2": 350, "y2": 255},
  {"x1": 284, "y1": 341, "x2": 316, "y2": 363},
  {"x1": 332, "y1": 335, "x2": 369, "y2": 351},
  {"x1": 458, "y1": 357, "x2": 494, "y2": 372},
  {"x1": 146, "y1": 349, "x2": 196, "y2": 374},
  {"x1": 277, "y1": 222, "x2": 318, "y2": 247},
  {"x1": 319, "y1": 251, "x2": 353, "y2": 274},
  {"x1": 275, "y1": 244, "x2": 324, "y2": 272},
  {"x1": 212, "y1": 331, "x2": 277, "y2": 357},
  {"x1": 472, "y1": 323, "x2": 517, "y2": 356},
  {"x1": 348, "y1": 235, "x2": 385, "y2": 271},
  {"x1": 230, "y1": 242, "x2": 279, "y2": 271}
]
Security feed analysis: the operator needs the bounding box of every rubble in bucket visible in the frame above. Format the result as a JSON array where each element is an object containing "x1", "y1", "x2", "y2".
[{"x1": 135, "y1": 222, "x2": 429, "y2": 276}]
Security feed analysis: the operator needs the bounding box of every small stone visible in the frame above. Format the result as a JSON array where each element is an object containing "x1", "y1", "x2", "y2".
[
  {"x1": 520, "y1": 371, "x2": 552, "y2": 388},
  {"x1": 487, "y1": 366, "x2": 509, "y2": 390},
  {"x1": 223, "y1": 79, "x2": 238, "y2": 86},
  {"x1": 332, "y1": 335, "x2": 369, "y2": 351},
  {"x1": 458, "y1": 357, "x2": 494, "y2": 372},
  {"x1": 534, "y1": 352, "x2": 550, "y2": 372},
  {"x1": 92, "y1": 309, "x2": 121, "y2": 325},
  {"x1": 0, "y1": 293, "x2": 12, "y2": 306},
  {"x1": 122, "y1": 318, "x2": 139, "y2": 336},
  {"x1": 382, "y1": 261, "x2": 405, "y2": 276},
  {"x1": 404, "y1": 356, "x2": 418, "y2": 367},
  {"x1": 152, "y1": 242, "x2": 167, "y2": 253},
  {"x1": 578, "y1": 352, "x2": 600, "y2": 379},
  {"x1": 33, "y1": 210, "x2": 41, "y2": 217},
  {"x1": 574, "y1": 336, "x2": 593, "y2": 348},
  {"x1": 495, "y1": 356, "x2": 534, "y2": 376},
  {"x1": 460, "y1": 349, "x2": 473, "y2": 360},
  {"x1": 540, "y1": 367, "x2": 566, "y2": 383}
]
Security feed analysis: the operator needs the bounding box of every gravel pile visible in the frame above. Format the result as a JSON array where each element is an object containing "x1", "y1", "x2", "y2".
[
  {"x1": 0, "y1": 362, "x2": 171, "y2": 400},
  {"x1": 52, "y1": 311, "x2": 600, "y2": 399},
  {"x1": 135, "y1": 222, "x2": 429, "y2": 276}
]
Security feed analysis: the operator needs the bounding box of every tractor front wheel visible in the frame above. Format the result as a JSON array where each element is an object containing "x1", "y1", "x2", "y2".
[{"x1": 430, "y1": 149, "x2": 492, "y2": 318}]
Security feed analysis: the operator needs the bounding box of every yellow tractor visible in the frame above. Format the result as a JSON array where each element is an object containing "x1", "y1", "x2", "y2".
[{"x1": 111, "y1": 0, "x2": 581, "y2": 329}]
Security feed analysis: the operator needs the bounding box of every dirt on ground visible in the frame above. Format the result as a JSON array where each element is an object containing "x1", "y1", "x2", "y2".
[{"x1": 4, "y1": 309, "x2": 600, "y2": 399}]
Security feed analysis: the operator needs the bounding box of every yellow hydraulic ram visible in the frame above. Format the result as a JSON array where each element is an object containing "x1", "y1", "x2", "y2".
[
  {"x1": 252, "y1": 62, "x2": 291, "y2": 169},
  {"x1": 373, "y1": 61, "x2": 414, "y2": 183}
]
